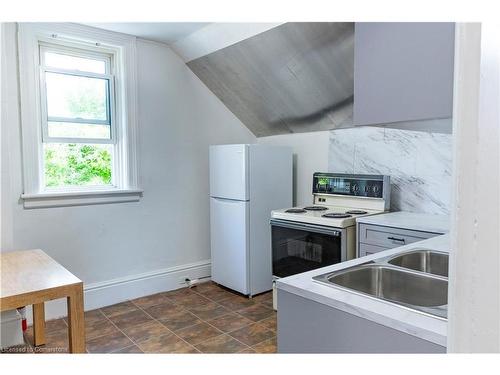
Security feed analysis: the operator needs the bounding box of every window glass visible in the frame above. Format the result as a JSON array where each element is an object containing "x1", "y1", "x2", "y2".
[
  {"x1": 43, "y1": 143, "x2": 113, "y2": 188},
  {"x1": 45, "y1": 72, "x2": 109, "y2": 122},
  {"x1": 44, "y1": 51, "x2": 107, "y2": 74},
  {"x1": 47, "y1": 121, "x2": 111, "y2": 139}
]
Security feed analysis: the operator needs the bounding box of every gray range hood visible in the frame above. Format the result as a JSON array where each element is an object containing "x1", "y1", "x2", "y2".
[{"x1": 187, "y1": 22, "x2": 354, "y2": 137}]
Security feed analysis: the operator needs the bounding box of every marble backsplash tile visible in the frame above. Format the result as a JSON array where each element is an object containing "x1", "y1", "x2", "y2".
[{"x1": 329, "y1": 126, "x2": 452, "y2": 215}]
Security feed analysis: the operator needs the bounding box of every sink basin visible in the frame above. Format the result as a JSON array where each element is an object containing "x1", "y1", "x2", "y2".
[
  {"x1": 325, "y1": 265, "x2": 447, "y2": 307},
  {"x1": 313, "y1": 264, "x2": 448, "y2": 318},
  {"x1": 388, "y1": 249, "x2": 448, "y2": 277}
]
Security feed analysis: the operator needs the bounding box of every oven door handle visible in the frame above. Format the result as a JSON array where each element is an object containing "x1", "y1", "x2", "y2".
[{"x1": 270, "y1": 219, "x2": 341, "y2": 236}]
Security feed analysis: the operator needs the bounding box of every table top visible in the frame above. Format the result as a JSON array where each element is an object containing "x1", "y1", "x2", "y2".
[{"x1": 0, "y1": 249, "x2": 82, "y2": 301}]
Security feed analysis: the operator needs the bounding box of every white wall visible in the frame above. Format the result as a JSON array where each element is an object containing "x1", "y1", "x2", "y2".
[
  {"x1": 448, "y1": 23, "x2": 500, "y2": 353},
  {"x1": 172, "y1": 23, "x2": 283, "y2": 62},
  {"x1": 0, "y1": 23, "x2": 256, "y2": 318},
  {"x1": 258, "y1": 131, "x2": 330, "y2": 206}
]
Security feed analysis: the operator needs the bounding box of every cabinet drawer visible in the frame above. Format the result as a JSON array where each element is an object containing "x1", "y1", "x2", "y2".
[
  {"x1": 359, "y1": 223, "x2": 438, "y2": 249},
  {"x1": 359, "y1": 243, "x2": 388, "y2": 258}
]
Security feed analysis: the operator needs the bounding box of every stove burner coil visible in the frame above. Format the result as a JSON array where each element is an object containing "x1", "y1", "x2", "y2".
[
  {"x1": 303, "y1": 206, "x2": 328, "y2": 211},
  {"x1": 322, "y1": 213, "x2": 352, "y2": 219},
  {"x1": 285, "y1": 208, "x2": 307, "y2": 213},
  {"x1": 345, "y1": 210, "x2": 368, "y2": 215}
]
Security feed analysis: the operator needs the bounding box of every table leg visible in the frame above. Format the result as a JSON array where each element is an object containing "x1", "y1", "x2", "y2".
[
  {"x1": 67, "y1": 284, "x2": 85, "y2": 353},
  {"x1": 32, "y1": 302, "x2": 46, "y2": 346}
]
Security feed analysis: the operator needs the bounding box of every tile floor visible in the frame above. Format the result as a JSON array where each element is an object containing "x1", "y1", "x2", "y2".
[{"x1": 4, "y1": 282, "x2": 277, "y2": 354}]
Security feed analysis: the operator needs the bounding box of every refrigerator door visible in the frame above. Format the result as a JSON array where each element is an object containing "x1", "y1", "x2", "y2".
[
  {"x1": 209, "y1": 144, "x2": 249, "y2": 201},
  {"x1": 210, "y1": 197, "x2": 249, "y2": 294}
]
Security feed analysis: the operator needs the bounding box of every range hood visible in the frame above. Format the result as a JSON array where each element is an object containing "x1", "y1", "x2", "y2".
[{"x1": 186, "y1": 22, "x2": 354, "y2": 137}]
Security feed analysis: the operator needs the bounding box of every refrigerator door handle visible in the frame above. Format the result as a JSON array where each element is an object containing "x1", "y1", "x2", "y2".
[{"x1": 211, "y1": 197, "x2": 249, "y2": 203}]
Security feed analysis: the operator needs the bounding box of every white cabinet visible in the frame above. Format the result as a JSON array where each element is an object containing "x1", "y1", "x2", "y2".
[{"x1": 353, "y1": 22, "x2": 455, "y2": 127}]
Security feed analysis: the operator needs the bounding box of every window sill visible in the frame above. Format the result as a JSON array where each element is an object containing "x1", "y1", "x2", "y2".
[{"x1": 21, "y1": 189, "x2": 143, "y2": 209}]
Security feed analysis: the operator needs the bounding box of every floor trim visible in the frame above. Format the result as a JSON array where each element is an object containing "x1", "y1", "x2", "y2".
[{"x1": 25, "y1": 260, "x2": 211, "y2": 323}]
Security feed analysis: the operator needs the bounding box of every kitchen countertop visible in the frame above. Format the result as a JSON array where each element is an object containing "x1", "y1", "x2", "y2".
[
  {"x1": 356, "y1": 211, "x2": 450, "y2": 234},
  {"x1": 276, "y1": 234, "x2": 450, "y2": 347}
]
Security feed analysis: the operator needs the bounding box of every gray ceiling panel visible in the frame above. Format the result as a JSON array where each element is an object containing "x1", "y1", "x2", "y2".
[{"x1": 187, "y1": 22, "x2": 355, "y2": 137}]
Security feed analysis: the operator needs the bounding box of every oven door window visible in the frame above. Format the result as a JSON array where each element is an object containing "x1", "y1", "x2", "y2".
[{"x1": 271, "y1": 224, "x2": 342, "y2": 278}]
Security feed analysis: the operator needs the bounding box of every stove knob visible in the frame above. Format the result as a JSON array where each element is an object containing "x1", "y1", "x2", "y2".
[
  {"x1": 352, "y1": 184, "x2": 359, "y2": 192},
  {"x1": 372, "y1": 186, "x2": 380, "y2": 193}
]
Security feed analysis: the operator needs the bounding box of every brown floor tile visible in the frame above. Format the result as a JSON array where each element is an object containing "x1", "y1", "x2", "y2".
[
  {"x1": 9, "y1": 284, "x2": 277, "y2": 355},
  {"x1": 176, "y1": 322, "x2": 223, "y2": 346},
  {"x1": 252, "y1": 336, "x2": 277, "y2": 353},
  {"x1": 109, "y1": 309, "x2": 153, "y2": 330},
  {"x1": 113, "y1": 344, "x2": 143, "y2": 353},
  {"x1": 198, "y1": 288, "x2": 236, "y2": 302},
  {"x1": 83, "y1": 309, "x2": 107, "y2": 325},
  {"x1": 237, "y1": 304, "x2": 274, "y2": 322},
  {"x1": 192, "y1": 281, "x2": 219, "y2": 292},
  {"x1": 86, "y1": 330, "x2": 133, "y2": 353},
  {"x1": 144, "y1": 301, "x2": 184, "y2": 320},
  {"x1": 138, "y1": 333, "x2": 196, "y2": 354},
  {"x1": 228, "y1": 323, "x2": 275, "y2": 346},
  {"x1": 218, "y1": 294, "x2": 256, "y2": 311},
  {"x1": 121, "y1": 320, "x2": 171, "y2": 343},
  {"x1": 159, "y1": 311, "x2": 201, "y2": 332},
  {"x1": 239, "y1": 347, "x2": 257, "y2": 353},
  {"x1": 25, "y1": 326, "x2": 69, "y2": 350},
  {"x1": 85, "y1": 317, "x2": 120, "y2": 340},
  {"x1": 100, "y1": 301, "x2": 138, "y2": 318},
  {"x1": 261, "y1": 299, "x2": 274, "y2": 309},
  {"x1": 188, "y1": 302, "x2": 229, "y2": 320},
  {"x1": 252, "y1": 292, "x2": 273, "y2": 303},
  {"x1": 131, "y1": 292, "x2": 173, "y2": 309},
  {"x1": 194, "y1": 283, "x2": 238, "y2": 302},
  {"x1": 171, "y1": 293, "x2": 212, "y2": 308},
  {"x1": 163, "y1": 287, "x2": 197, "y2": 299},
  {"x1": 207, "y1": 313, "x2": 253, "y2": 333},
  {"x1": 44, "y1": 318, "x2": 68, "y2": 333},
  {"x1": 258, "y1": 315, "x2": 277, "y2": 332},
  {"x1": 24, "y1": 319, "x2": 68, "y2": 350},
  {"x1": 195, "y1": 334, "x2": 248, "y2": 354},
  {"x1": 31, "y1": 333, "x2": 69, "y2": 354}
]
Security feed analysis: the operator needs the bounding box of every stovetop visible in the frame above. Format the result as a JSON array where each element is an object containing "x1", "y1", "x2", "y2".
[{"x1": 271, "y1": 205, "x2": 384, "y2": 228}]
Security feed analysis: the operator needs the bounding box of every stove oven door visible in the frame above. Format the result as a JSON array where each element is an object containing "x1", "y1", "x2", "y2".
[{"x1": 270, "y1": 219, "x2": 346, "y2": 278}]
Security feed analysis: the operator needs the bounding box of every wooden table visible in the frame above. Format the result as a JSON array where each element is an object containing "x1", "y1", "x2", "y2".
[{"x1": 0, "y1": 249, "x2": 85, "y2": 353}]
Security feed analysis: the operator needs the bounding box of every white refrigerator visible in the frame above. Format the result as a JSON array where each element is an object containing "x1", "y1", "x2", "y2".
[{"x1": 209, "y1": 144, "x2": 292, "y2": 296}]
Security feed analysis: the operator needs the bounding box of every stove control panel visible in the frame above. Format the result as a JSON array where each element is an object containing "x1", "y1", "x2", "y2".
[{"x1": 312, "y1": 173, "x2": 390, "y2": 199}]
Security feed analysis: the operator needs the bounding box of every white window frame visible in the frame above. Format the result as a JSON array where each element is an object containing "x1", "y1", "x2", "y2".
[
  {"x1": 17, "y1": 23, "x2": 142, "y2": 208},
  {"x1": 39, "y1": 42, "x2": 116, "y2": 144}
]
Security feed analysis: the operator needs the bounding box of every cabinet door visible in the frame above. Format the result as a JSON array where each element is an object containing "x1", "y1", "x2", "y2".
[
  {"x1": 359, "y1": 243, "x2": 388, "y2": 257},
  {"x1": 354, "y1": 22, "x2": 455, "y2": 126}
]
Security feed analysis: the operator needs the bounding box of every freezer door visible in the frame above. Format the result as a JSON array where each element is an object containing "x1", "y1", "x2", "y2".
[
  {"x1": 209, "y1": 144, "x2": 249, "y2": 200},
  {"x1": 210, "y1": 197, "x2": 249, "y2": 294}
]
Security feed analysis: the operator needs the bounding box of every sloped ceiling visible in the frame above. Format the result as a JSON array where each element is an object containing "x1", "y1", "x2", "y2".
[
  {"x1": 86, "y1": 22, "x2": 211, "y2": 44},
  {"x1": 187, "y1": 22, "x2": 354, "y2": 137}
]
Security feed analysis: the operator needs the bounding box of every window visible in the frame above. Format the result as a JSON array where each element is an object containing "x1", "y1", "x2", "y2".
[
  {"x1": 40, "y1": 44, "x2": 115, "y2": 188},
  {"x1": 18, "y1": 23, "x2": 141, "y2": 208}
]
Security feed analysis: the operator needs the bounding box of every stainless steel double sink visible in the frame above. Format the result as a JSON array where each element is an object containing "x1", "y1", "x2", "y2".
[{"x1": 313, "y1": 249, "x2": 449, "y2": 319}]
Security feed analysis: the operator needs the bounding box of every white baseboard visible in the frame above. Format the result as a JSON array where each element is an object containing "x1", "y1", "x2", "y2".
[{"x1": 25, "y1": 260, "x2": 211, "y2": 324}]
